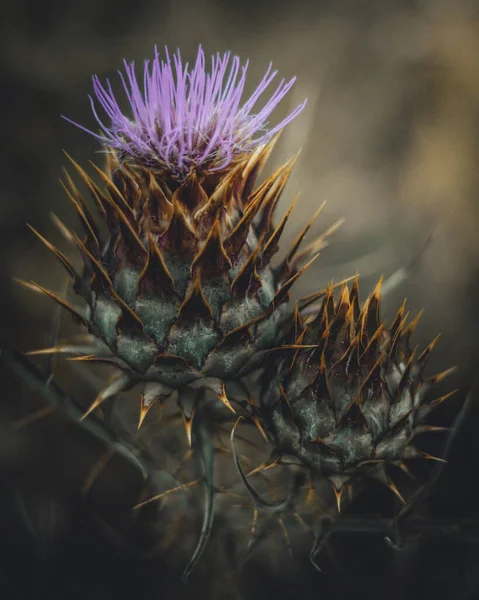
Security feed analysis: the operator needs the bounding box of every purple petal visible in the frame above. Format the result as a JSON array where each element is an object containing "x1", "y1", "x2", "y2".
[{"x1": 65, "y1": 45, "x2": 306, "y2": 176}]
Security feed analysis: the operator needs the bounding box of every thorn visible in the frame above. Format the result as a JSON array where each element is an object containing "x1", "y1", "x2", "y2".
[
  {"x1": 387, "y1": 313, "x2": 409, "y2": 363},
  {"x1": 251, "y1": 414, "x2": 269, "y2": 442},
  {"x1": 397, "y1": 346, "x2": 418, "y2": 397},
  {"x1": 63, "y1": 151, "x2": 107, "y2": 218},
  {"x1": 88, "y1": 160, "x2": 135, "y2": 219},
  {"x1": 333, "y1": 485, "x2": 344, "y2": 513},
  {"x1": 26, "y1": 224, "x2": 79, "y2": 280},
  {"x1": 138, "y1": 394, "x2": 158, "y2": 429},
  {"x1": 191, "y1": 217, "x2": 232, "y2": 277},
  {"x1": 182, "y1": 404, "x2": 197, "y2": 447},
  {"x1": 66, "y1": 355, "x2": 100, "y2": 362},
  {"x1": 280, "y1": 201, "x2": 326, "y2": 274},
  {"x1": 430, "y1": 389, "x2": 458, "y2": 408},
  {"x1": 138, "y1": 381, "x2": 173, "y2": 429},
  {"x1": 292, "y1": 218, "x2": 345, "y2": 270},
  {"x1": 420, "y1": 452, "x2": 448, "y2": 464},
  {"x1": 165, "y1": 187, "x2": 196, "y2": 253},
  {"x1": 396, "y1": 461, "x2": 416, "y2": 480},
  {"x1": 371, "y1": 463, "x2": 407, "y2": 503},
  {"x1": 193, "y1": 176, "x2": 230, "y2": 232},
  {"x1": 273, "y1": 253, "x2": 321, "y2": 307},
  {"x1": 223, "y1": 194, "x2": 264, "y2": 258},
  {"x1": 16, "y1": 279, "x2": 88, "y2": 327},
  {"x1": 348, "y1": 272, "x2": 361, "y2": 321},
  {"x1": 13, "y1": 405, "x2": 57, "y2": 429},
  {"x1": 386, "y1": 479, "x2": 406, "y2": 504},
  {"x1": 426, "y1": 367, "x2": 457, "y2": 385},
  {"x1": 353, "y1": 352, "x2": 386, "y2": 404},
  {"x1": 214, "y1": 383, "x2": 236, "y2": 414},
  {"x1": 254, "y1": 150, "x2": 301, "y2": 231},
  {"x1": 292, "y1": 302, "x2": 304, "y2": 342},
  {"x1": 27, "y1": 346, "x2": 69, "y2": 356},
  {"x1": 371, "y1": 275, "x2": 383, "y2": 301},
  {"x1": 336, "y1": 284, "x2": 351, "y2": 321},
  {"x1": 300, "y1": 276, "x2": 357, "y2": 314},
  {"x1": 238, "y1": 132, "x2": 284, "y2": 203},
  {"x1": 417, "y1": 334, "x2": 441, "y2": 368},
  {"x1": 75, "y1": 235, "x2": 145, "y2": 330},
  {"x1": 360, "y1": 276, "x2": 383, "y2": 339},
  {"x1": 261, "y1": 191, "x2": 301, "y2": 266},
  {"x1": 81, "y1": 374, "x2": 132, "y2": 420},
  {"x1": 50, "y1": 212, "x2": 75, "y2": 243},
  {"x1": 61, "y1": 167, "x2": 102, "y2": 243},
  {"x1": 401, "y1": 310, "x2": 424, "y2": 343},
  {"x1": 133, "y1": 479, "x2": 201, "y2": 509},
  {"x1": 14, "y1": 277, "x2": 43, "y2": 294},
  {"x1": 27, "y1": 344, "x2": 99, "y2": 357},
  {"x1": 139, "y1": 229, "x2": 176, "y2": 296},
  {"x1": 360, "y1": 324, "x2": 385, "y2": 359},
  {"x1": 389, "y1": 298, "x2": 407, "y2": 339},
  {"x1": 230, "y1": 246, "x2": 262, "y2": 298},
  {"x1": 90, "y1": 162, "x2": 146, "y2": 253},
  {"x1": 413, "y1": 425, "x2": 450, "y2": 436},
  {"x1": 59, "y1": 179, "x2": 101, "y2": 254},
  {"x1": 247, "y1": 455, "x2": 281, "y2": 477}
]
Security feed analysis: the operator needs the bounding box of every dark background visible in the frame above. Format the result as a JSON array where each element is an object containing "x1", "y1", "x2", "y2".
[{"x1": 2, "y1": 0, "x2": 479, "y2": 598}]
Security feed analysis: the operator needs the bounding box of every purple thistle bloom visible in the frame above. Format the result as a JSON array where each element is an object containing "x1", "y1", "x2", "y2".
[{"x1": 63, "y1": 45, "x2": 306, "y2": 178}]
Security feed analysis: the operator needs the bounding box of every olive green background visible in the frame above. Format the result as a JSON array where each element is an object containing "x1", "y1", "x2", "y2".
[{"x1": 1, "y1": 1, "x2": 479, "y2": 598}]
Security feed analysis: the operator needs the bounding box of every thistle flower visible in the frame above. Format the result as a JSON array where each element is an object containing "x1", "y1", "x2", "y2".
[
  {"x1": 63, "y1": 45, "x2": 306, "y2": 178},
  {"x1": 21, "y1": 47, "x2": 318, "y2": 579},
  {"x1": 25, "y1": 45, "x2": 322, "y2": 439}
]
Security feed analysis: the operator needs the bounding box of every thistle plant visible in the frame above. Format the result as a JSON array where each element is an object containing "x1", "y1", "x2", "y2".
[{"x1": 10, "y1": 44, "x2": 459, "y2": 585}]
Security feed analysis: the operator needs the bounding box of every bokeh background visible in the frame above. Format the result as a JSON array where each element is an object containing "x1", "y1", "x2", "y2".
[{"x1": 2, "y1": 0, "x2": 479, "y2": 598}]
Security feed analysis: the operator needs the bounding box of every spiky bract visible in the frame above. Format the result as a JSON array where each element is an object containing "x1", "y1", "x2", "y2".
[
  {"x1": 257, "y1": 278, "x2": 454, "y2": 503},
  {"x1": 28, "y1": 137, "x2": 326, "y2": 423}
]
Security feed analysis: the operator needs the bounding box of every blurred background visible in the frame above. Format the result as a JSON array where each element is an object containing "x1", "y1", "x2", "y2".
[{"x1": 2, "y1": 0, "x2": 479, "y2": 598}]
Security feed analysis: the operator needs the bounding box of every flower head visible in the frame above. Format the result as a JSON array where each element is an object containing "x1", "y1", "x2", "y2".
[{"x1": 64, "y1": 45, "x2": 306, "y2": 178}]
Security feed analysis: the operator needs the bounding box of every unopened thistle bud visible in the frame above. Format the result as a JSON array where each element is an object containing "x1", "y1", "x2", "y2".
[{"x1": 251, "y1": 277, "x2": 455, "y2": 511}]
